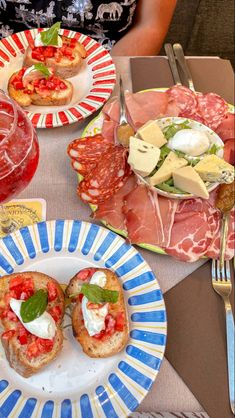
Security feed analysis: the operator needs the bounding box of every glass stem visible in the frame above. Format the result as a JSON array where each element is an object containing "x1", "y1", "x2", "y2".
[{"x1": 0, "y1": 205, "x2": 16, "y2": 235}]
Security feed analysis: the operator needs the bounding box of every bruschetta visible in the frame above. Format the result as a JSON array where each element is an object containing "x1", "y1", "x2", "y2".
[
  {"x1": 8, "y1": 66, "x2": 73, "y2": 107},
  {"x1": 66, "y1": 268, "x2": 129, "y2": 358},
  {"x1": 0, "y1": 272, "x2": 65, "y2": 377},
  {"x1": 24, "y1": 27, "x2": 87, "y2": 79}
]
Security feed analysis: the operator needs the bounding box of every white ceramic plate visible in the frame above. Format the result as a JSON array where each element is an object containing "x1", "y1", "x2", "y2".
[
  {"x1": 0, "y1": 29, "x2": 116, "y2": 128},
  {"x1": 0, "y1": 220, "x2": 166, "y2": 417}
]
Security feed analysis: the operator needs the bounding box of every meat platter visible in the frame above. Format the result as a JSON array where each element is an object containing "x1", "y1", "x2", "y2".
[{"x1": 67, "y1": 86, "x2": 235, "y2": 262}]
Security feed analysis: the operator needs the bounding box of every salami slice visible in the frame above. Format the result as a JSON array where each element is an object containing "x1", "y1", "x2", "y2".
[
  {"x1": 197, "y1": 93, "x2": 228, "y2": 130},
  {"x1": 78, "y1": 146, "x2": 131, "y2": 204},
  {"x1": 166, "y1": 85, "x2": 198, "y2": 113},
  {"x1": 67, "y1": 134, "x2": 112, "y2": 163},
  {"x1": 71, "y1": 159, "x2": 96, "y2": 176}
]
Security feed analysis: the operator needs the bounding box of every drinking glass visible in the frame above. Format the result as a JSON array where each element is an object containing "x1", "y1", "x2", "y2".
[{"x1": 0, "y1": 90, "x2": 39, "y2": 235}]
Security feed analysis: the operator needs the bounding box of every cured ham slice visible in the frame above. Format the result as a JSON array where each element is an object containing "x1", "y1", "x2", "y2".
[
  {"x1": 223, "y1": 139, "x2": 235, "y2": 164},
  {"x1": 206, "y1": 209, "x2": 235, "y2": 260},
  {"x1": 93, "y1": 174, "x2": 138, "y2": 231},
  {"x1": 157, "y1": 196, "x2": 178, "y2": 248},
  {"x1": 123, "y1": 185, "x2": 164, "y2": 246},
  {"x1": 215, "y1": 113, "x2": 235, "y2": 142}
]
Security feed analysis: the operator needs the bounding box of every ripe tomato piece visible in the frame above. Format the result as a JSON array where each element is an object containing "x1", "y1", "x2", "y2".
[
  {"x1": 32, "y1": 50, "x2": 44, "y2": 61},
  {"x1": 0, "y1": 309, "x2": 8, "y2": 319},
  {"x1": 87, "y1": 302, "x2": 105, "y2": 310},
  {"x1": 9, "y1": 276, "x2": 24, "y2": 290},
  {"x1": 18, "y1": 334, "x2": 28, "y2": 345},
  {"x1": 115, "y1": 312, "x2": 125, "y2": 332},
  {"x1": 105, "y1": 314, "x2": 116, "y2": 336},
  {"x1": 37, "y1": 338, "x2": 54, "y2": 353},
  {"x1": 49, "y1": 305, "x2": 61, "y2": 322},
  {"x1": 7, "y1": 310, "x2": 18, "y2": 322},
  {"x1": 1, "y1": 329, "x2": 16, "y2": 340},
  {"x1": 47, "y1": 282, "x2": 58, "y2": 302},
  {"x1": 27, "y1": 341, "x2": 40, "y2": 358},
  {"x1": 76, "y1": 268, "x2": 97, "y2": 282},
  {"x1": 223, "y1": 139, "x2": 235, "y2": 164},
  {"x1": 44, "y1": 46, "x2": 55, "y2": 58}
]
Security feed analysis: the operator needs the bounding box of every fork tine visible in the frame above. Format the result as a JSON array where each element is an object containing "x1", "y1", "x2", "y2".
[
  {"x1": 225, "y1": 260, "x2": 231, "y2": 282},
  {"x1": 212, "y1": 259, "x2": 216, "y2": 280},
  {"x1": 216, "y1": 259, "x2": 222, "y2": 280}
]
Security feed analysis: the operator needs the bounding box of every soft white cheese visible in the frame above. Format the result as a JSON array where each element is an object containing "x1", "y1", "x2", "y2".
[
  {"x1": 81, "y1": 270, "x2": 108, "y2": 337},
  {"x1": 34, "y1": 32, "x2": 63, "y2": 48},
  {"x1": 10, "y1": 298, "x2": 56, "y2": 339},
  {"x1": 168, "y1": 129, "x2": 210, "y2": 156}
]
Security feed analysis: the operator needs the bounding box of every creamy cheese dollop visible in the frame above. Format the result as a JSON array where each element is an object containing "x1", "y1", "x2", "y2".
[
  {"x1": 168, "y1": 129, "x2": 210, "y2": 157},
  {"x1": 10, "y1": 298, "x2": 56, "y2": 339},
  {"x1": 81, "y1": 271, "x2": 108, "y2": 337},
  {"x1": 34, "y1": 32, "x2": 63, "y2": 48}
]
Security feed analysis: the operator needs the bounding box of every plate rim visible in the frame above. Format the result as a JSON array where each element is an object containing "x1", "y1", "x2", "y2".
[
  {"x1": 0, "y1": 28, "x2": 116, "y2": 129},
  {"x1": 0, "y1": 219, "x2": 167, "y2": 418}
]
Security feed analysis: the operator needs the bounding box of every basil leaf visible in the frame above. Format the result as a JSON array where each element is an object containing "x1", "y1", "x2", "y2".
[
  {"x1": 156, "y1": 181, "x2": 186, "y2": 194},
  {"x1": 34, "y1": 63, "x2": 50, "y2": 78},
  {"x1": 20, "y1": 289, "x2": 48, "y2": 323},
  {"x1": 207, "y1": 144, "x2": 223, "y2": 155},
  {"x1": 40, "y1": 22, "x2": 61, "y2": 46},
  {"x1": 81, "y1": 283, "x2": 119, "y2": 304},
  {"x1": 163, "y1": 121, "x2": 191, "y2": 140}
]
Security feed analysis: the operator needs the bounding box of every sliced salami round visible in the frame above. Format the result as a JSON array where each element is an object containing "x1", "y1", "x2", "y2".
[
  {"x1": 78, "y1": 146, "x2": 131, "y2": 204},
  {"x1": 197, "y1": 93, "x2": 228, "y2": 130},
  {"x1": 67, "y1": 134, "x2": 112, "y2": 163},
  {"x1": 71, "y1": 159, "x2": 96, "y2": 177},
  {"x1": 166, "y1": 85, "x2": 198, "y2": 113}
]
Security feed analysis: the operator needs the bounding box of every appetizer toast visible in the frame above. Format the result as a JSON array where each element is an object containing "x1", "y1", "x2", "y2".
[
  {"x1": 8, "y1": 68, "x2": 73, "y2": 107},
  {"x1": 24, "y1": 35, "x2": 86, "y2": 79},
  {"x1": 66, "y1": 268, "x2": 129, "y2": 358},
  {"x1": 0, "y1": 272, "x2": 65, "y2": 377}
]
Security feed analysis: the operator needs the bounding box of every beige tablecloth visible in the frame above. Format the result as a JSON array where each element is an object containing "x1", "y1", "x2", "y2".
[{"x1": 18, "y1": 57, "x2": 207, "y2": 414}]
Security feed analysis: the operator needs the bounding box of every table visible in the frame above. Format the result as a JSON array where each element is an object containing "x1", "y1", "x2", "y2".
[{"x1": 19, "y1": 57, "x2": 207, "y2": 414}]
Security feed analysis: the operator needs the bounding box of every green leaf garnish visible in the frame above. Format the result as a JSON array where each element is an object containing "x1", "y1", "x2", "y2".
[
  {"x1": 80, "y1": 283, "x2": 119, "y2": 304},
  {"x1": 156, "y1": 181, "x2": 186, "y2": 194},
  {"x1": 34, "y1": 63, "x2": 50, "y2": 78},
  {"x1": 20, "y1": 289, "x2": 48, "y2": 323},
  {"x1": 163, "y1": 120, "x2": 191, "y2": 140},
  {"x1": 207, "y1": 144, "x2": 223, "y2": 155},
  {"x1": 40, "y1": 22, "x2": 61, "y2": 46}
]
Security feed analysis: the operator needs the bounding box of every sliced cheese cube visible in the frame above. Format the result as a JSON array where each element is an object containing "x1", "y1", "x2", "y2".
[
  {"x1": 194, "y1": 154, "x2": 234, "y2": 184},
  {"x1": 136, "y1": 120, "x2": 167, "y2": 148},
  {"x1": 149, "y1": 151, "x2": 188, "y2": 186},
  {"x1": 173, "y1": 166, "x2": 209, "y2": 199},
  {"x1": 127, "y1": 136, "x2": 160, "y2": 177}
]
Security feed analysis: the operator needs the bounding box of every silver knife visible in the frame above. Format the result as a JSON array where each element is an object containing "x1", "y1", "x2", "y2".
[{"x1": 173, "y1": 43, "x2": 195, "y2": 91}]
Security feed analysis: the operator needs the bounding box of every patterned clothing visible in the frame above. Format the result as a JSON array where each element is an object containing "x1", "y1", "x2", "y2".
[{"x1": 0, "y1": 0, "x2": 137, "y2": 50}]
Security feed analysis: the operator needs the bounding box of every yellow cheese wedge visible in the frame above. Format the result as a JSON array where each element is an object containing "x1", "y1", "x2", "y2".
[
  {"x1": 149, "y1": 151, "x2": 188, "y2": 186},
  {"x1": 173, "y1": 166, "x2": 209, "y2": 199},
  {"x1": 194, "y1": 154, "x2": 234, "y2": 184},
  {"x1": 136, "y1": 120, "x2": 167, "y2": 148},
  {"x1": 127, "y1": 136, "x2": 161, "y2": 177}
]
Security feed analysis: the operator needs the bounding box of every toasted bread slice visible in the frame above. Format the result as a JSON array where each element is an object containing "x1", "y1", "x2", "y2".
[
  {"x1": 8, "y1": 71, "x2": 73, "y2": 107},
  {"x1": 66, "y1": 268, "x2": 129, "y2": 358},
  {"x1": 0, "y1": 272, "x2": 65, "y2": 377},
  {"x1": 23, "y1": 36, "x2": 86, "y2": 79}
]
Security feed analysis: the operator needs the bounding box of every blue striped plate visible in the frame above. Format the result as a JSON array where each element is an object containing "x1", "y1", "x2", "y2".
[{"x1": 0, "y1": 220, "x2": 167, "y2": 418}]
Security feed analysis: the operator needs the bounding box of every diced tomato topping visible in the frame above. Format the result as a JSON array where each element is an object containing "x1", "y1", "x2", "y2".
[
  {"x1": 93, "y1": 314, "x2": 116, "y2": 340},
  {"x1": 9, "y1": 276, "x2": 24, "y2": 289},
  {"x1": 37, "y1": 337, "x2": 54, "y2": 353},
  {"x1": 0, "y1": 309, "x2": 8, "y2": 319},
  {"x1": 115, "y1": 312, "x2": 125, "y2": 332},
  {"x1": 76, "y1": 268, "x2": 97, "y2": 282},
  {"x1": 17, "y1": 324, "x2": 30, "y2": 345},
  {"x1": 32, "y1": 50, "x2": 45, "y2": 61},
  {"x1": 18, "y1": 334, "x2": 28, "y2": 345},
  {"x1": 87, "y1": 302, "x2": 106, "y2": 310},
  {"x1": 47, "y1": 282, "x2": 58, "y2": 302},
  {"x1": 27, "y1": 341, "x2": 40, "y2": 358},
  {"x1": 43, "y1": 46, "x2": 55, "y2": 58},
  {"x1": 79, "y1": 294, "x2": 84, "y2": 302},
  {"x1": 12, "y1": 81, "x2": 24, "y2": 90},
  {"x1": 49, "y1": 305, "x2": 61, "y2": 322},
  {"x1": 6, "y1": 310, "x2": 18, "y2": 322},
  {"x1": 1, "y1": 329, "x2": 16, "y2": 340}
]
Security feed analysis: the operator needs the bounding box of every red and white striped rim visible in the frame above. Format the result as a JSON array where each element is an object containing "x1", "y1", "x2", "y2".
[{"x1": 0, "y1": 28, "x2": 116, "y2": 129}]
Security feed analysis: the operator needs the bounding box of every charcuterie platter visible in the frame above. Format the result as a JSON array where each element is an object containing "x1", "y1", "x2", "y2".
[{"x1": 68, "y1": 86, "x2": 235, "y2": 262}]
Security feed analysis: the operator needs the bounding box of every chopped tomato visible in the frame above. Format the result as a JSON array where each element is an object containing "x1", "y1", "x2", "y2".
[
  {"x1": 1, "y1": 330, "x2": 16, "y2": 340},
  {"x1": 6, "y1": 310, "x2": 18, "y2": 322},
  {"x1": 37, "y1": 338, "x2": 54, "y2": 353},
  {"x1": 17, "y1": 324, "x2": 29, "y2": 345},
  {"x1": 9, "y1": 277, "x2": 34, "y2": 300},
  {"x1": 79, "y1": 294, "x2": 84, "y2": 302},
  {"x1": 18, "y1": 334, "x2": 28, "y2": 345},
  {"x1": 32, "y1": 50, "x2": 45, "y2": 61},
  {"x1": 76, "y1": 268, "x2": 97, "y2": 282},
  {"x1": 43, "y1": 46, "x2": 55, "y2": 58},
  {"x1": 49, "y1": 305, "x2": 61, "y2": 322},
  {"x1": 47, "y1": 282, "x2": 58, "y2": 302},
  {"x1": 9, "y1": 276, "x2": 24, "y2": 290},
  {"x1": 27, "y1": 341, "x2": 40, "y2": 358},
  {"x1": 115, "y1": 312, "x2": 125, "y2": 332},
  {"x1": 93, "y1": 314, "x2": 116, "y2": 340},
  {"x1": 87, "y1": 302, "x2": 105, "y2": 310}
]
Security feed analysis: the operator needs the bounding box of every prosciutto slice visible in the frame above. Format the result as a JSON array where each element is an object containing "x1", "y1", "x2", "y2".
[
  {"x1": 215, "y1": 113, "x2": 235, "y2": 142},
  {"x1": 123, "y1": 185, "x2": 164, "y2": 246},
  {"x1": 93, "y1": 174, "x2": 138, "y2": 231},
  {"x1": 157, "y1": 196, "x2": 178, "y2": 248},
  {"x1": 206, "y1": 209, "x2": 235, "y2": 260}
]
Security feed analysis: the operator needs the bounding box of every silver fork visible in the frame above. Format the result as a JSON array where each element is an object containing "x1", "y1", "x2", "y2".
[{"x1": 212, "y1": 259, "x2": 235, "y2": 414}]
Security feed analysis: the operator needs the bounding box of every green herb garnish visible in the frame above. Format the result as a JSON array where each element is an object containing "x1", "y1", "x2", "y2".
[
  {"x1": 40, "y1": 22, "x2": 61, "y2": 46},
  {"x1": 80, "y1": 283, "x2": 119, "y2": 304},
  {"x1": 163, "y1": 120, "x2": 191, "y2": 140},
  {"x1": 34, "y1": 63, "x2": 50, "y2": 78},
  {"x1": 207, "y1": 144, "x2": 223, "y2": 155},
  {"x1": 20, "y1": 290, "x2": 48, "y2": 323},
  {"x1": 156, "y1": 181, "x2": 186, "y2": 194}
]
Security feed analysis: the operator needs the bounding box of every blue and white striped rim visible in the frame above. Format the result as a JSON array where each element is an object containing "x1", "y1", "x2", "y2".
[{"x1": 0, "y1": 220, "x2": 167, "y2": 418}]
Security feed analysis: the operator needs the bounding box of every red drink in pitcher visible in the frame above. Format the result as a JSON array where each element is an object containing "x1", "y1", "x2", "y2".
[{"x1": 0, "y1": 91, "x2": 39, "y2": 203}]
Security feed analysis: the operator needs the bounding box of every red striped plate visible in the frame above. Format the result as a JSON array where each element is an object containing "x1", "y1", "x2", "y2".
[{"x1": 0, "y1": 28, "x2": 116, "y2": 129}]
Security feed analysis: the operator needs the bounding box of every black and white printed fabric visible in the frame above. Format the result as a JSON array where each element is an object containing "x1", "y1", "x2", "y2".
[{"x1": 0, "y1": 0, "x2": 137, "y2": 50}]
